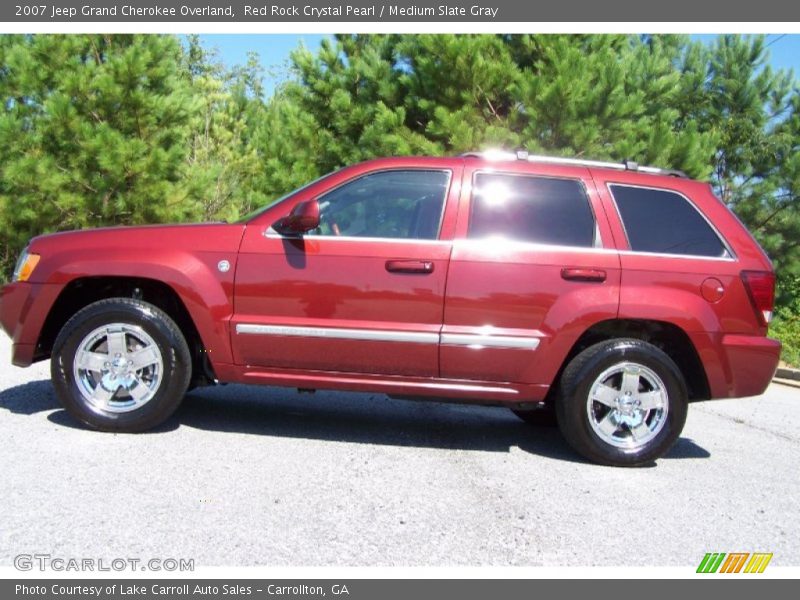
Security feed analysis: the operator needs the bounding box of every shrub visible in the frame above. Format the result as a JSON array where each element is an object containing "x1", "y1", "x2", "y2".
[{"x1": 771, "y1": 310, "x2": 800, "y2": 367}]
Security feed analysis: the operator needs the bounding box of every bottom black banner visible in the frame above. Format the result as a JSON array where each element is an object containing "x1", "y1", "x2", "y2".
[{"x1": 3, "y1": 579, "x2": 794, "y2": 600}]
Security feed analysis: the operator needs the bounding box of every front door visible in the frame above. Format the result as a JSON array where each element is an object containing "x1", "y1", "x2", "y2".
[{"x1": 232, "y1": 168, "x2": 457, "y2": 377}]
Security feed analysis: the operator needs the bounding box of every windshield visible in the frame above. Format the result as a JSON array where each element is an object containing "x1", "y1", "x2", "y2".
[{"x1": 237, "y1": 169, "x2": 340, "y2": 223}]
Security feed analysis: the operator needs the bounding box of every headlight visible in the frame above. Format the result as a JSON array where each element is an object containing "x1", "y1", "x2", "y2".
[{"x1": 12, "y1": 248, "x2": 40, "y2": 282}]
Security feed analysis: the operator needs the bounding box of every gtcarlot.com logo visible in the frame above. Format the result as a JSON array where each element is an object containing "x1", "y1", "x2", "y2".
[
  {"x1": 14, "y1": 554, "x2": 194, "y2": 572},
  {"x1": 696, "y1": 552, "x2": 773, "y2": 574}
]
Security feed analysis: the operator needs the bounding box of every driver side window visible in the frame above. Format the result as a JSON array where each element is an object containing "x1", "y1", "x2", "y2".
[{"x1": 309, "y1": 169, "x2": 450, "y2": 240}]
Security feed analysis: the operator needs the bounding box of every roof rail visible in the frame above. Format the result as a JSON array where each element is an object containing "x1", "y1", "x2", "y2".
[{"x1": 460, "y1": 150, "x2": 688, "y2": 178}]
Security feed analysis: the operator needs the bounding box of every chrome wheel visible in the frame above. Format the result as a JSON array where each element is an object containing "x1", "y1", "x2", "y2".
[
  {"x1": 72, "y1": 323, "x2": 163, "y2": 413},
  {"x1": 586, "y1": 362, "x2": 669, "y2": 449}
]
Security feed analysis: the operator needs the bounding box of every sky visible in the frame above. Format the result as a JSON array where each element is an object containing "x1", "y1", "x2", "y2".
[
  {"x1": 197, "y1": 34, "x2": 329, "y2": 96},
  {"x1": 197, "y1": 33, "x2": 800, "y2": 98}
]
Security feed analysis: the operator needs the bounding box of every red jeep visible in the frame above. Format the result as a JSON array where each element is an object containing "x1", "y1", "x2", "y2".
[{"x1": 0, "y1": 152, "x2": 781, "y2": 466}]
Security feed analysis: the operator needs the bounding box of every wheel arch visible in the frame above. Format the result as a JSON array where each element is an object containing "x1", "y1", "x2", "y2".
[
  {"x1": 38, "y1": 276, "x2": 216, "y2": 387},
  {"x1": 552, "y1": 319, "x2": 710, "y2": 402}
]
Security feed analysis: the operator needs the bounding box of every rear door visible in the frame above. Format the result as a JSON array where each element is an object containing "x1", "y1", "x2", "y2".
[
  {"x1": 232, "y1": 165, "x2": 461, "y2": 376},
  {"x1": 440, "y1": 163, "x2": 621, "y2": 385}
]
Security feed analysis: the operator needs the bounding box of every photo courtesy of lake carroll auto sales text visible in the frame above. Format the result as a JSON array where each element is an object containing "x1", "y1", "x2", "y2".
[{"x1": 15, "y1": 584, "x2": 351, "y2": 597}]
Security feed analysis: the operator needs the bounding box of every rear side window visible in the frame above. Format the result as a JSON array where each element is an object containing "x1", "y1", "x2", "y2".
[
  {"x1": 469, "y1": 174, "x2": 595, "y2": 247},
  {"x1": 610, "y1": 184, "x2": 728, "y2": 258}
]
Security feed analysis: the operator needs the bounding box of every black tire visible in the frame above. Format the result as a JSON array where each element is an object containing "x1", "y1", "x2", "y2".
[
  {"x1": 554, "y1": 338, "x2": 688, "y2": 467},
  {"x1": 51, "y1": 298, "x2": 192, "y2": 432},
  {"x1": 511, "y1": 407, "x2": 558, "y2": 427}
]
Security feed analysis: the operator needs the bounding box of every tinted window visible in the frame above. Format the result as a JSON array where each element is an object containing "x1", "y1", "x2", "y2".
[
  {"x1": 468, "y1": 174, "x2": 595, "y2": 247},
  {"x1": 310, "y1": 170, "x2": 449, "y2": 240},
  {"x1": 611, "y1": 185, "x2": 728, "y2": 257}
]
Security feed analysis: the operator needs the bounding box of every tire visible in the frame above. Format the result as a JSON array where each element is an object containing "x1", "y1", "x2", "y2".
[
  {"x1": 51, "y1": 298, "x2": 192, "y2": 432},
  {"x1": 511, "y1": 407, "x2": 558, "y2": 427},
  {"x1": 554, "y1": 338, "x2": 688, "y2": 467}
]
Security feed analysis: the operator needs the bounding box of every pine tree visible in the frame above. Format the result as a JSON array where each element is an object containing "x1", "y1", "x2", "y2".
[
  {"x1": 676, "y1": 35, "x2": 800, "y2": 297},
  {"x1": 254, "y1": 34, "x2": 718, "y2": 193},
  {"x1": 182, "y1": 38, "x2": 266, "y2": 221},
  {"x1": 0, "y1": 34, "x2": 198, "y2": 274}
]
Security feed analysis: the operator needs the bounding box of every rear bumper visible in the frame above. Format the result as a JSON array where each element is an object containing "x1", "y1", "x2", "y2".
[
  {"x1": 0, "y1": 281, "x2": 62, "y2": 367},
  {"x1": 708, "y1": 334, "x2": 781, "y2": 399}
]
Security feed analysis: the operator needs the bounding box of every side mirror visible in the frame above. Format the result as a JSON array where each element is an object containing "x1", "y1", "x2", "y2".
[{"x1": 273, "y1": 200, "x2": 320, "y2": 236}]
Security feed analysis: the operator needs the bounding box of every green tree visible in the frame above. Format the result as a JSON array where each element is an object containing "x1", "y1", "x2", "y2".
[
  {"x1": 676, "y1": 35, "x2": 800, "y2": 300},
  {"x1": 0, "y1": 34, "x2": 199, "y2": 273},
  {"x1": 182, "y1": 37, "x2": 266, "y2": 221},
  {"x1": 254, "y1": 34, "x2": 718, "y2": 196}
]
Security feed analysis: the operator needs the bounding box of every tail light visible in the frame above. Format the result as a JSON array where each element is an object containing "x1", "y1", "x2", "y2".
[{"x1": 741, "y1": 270, "x2": 775, "y2": 327}]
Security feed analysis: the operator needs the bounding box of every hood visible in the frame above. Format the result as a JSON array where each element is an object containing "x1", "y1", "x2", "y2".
[{"x1": 29, "y1": 222, "x2": 247, "y2": 256}]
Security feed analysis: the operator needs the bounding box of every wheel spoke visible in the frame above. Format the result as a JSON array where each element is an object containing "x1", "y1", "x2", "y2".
[
  {"x1": 106, "y1": 329, "x2": 127, "y2": 357},
  {"x1": 592, "y1": 383, "x2": 618, "y2": 408},
  {"x1": 129, "y1": 345, "x2": 160, "y2": 371},
  {"x1": 621, "y1": 368, "x2": 640, "y2": 395},
  {"x1": 596, "y1": 412, "x2": 620, "y2": 437},
  {"x1": 75, "y1": 351, "x2": 107, "y2": 373},
  {"x1": 127, "y1": 378, "x2": 151, "y2": 402},
  {"x1": 630, "y1": 421, "x2": 652, "y2": 442},
  {"x1": 90, "y1": 382, "x2": 116, "y2": 405},
  {"x1": 637, "y1": 390, "x2": 664, "y2": 411}
]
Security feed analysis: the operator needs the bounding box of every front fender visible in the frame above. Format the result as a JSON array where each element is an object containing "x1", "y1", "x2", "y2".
[
  {"x1": 41, "y1": 251, "x2": 236, "y2": 365},
  {"x1": 27, "y1": 224, "x2": 246, "y2": 366}
]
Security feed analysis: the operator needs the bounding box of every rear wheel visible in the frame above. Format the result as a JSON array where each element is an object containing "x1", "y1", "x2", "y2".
[
  {"x1": 555, "y1": 339, "x2": 688, "y2": 467},
  {"x1": 51, "y1": 298, "x2": 191, "y2": 432}
]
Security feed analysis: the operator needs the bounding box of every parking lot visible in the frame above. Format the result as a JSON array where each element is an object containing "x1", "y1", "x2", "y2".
[{"x1": 1, "y1": 334, "x2": 798, "y2": 567}]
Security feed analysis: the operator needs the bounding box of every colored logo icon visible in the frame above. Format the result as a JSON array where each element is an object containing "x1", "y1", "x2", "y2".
[{"x1": 697, "y1": 552, "x2": 773, "y2": 573}]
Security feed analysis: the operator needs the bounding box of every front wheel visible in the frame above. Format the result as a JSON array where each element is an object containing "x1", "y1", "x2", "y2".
[
  {"x1": 555, "y1": 339, "x2": 688, "y2": 467},
  {"x1": 51, "y1": 298, "x2": 192, "y2": 432}
]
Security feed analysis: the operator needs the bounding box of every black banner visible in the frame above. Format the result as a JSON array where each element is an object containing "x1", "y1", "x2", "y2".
[
  {"x1": 5, "y1": 579, "x2": 799, "y2": 600},
  {"x1": 3, "y1": 0, "x2": 800, "y2": 22}
]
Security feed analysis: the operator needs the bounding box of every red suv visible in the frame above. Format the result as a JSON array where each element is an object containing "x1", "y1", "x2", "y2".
[{"x1": 0, "y1": 152, "x2": 781, "y2": 466}]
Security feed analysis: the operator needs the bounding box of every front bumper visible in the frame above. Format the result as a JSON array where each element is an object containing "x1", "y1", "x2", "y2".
[{"x1": 0, "y1": 281, "x2": 62, "y2": 367}]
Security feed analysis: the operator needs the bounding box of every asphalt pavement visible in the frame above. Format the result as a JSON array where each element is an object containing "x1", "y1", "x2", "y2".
[{"x1": 1, "y1": 334, "x2": 798, "y2": 567}]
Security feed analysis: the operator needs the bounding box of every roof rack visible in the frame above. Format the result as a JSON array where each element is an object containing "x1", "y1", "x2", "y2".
[{"x1": 460, "y1": 150, "x2": 688, "y2": 178}]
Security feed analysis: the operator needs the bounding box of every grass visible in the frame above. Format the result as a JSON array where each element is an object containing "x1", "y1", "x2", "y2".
[{"x1": 771, "y1": 311, "x2": 800, "y2": 368}]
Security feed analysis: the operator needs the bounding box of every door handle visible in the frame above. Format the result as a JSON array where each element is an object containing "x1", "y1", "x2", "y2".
[
  {"x1": 385, "y1": 260, "x2": 435, "y2": 274},
  {"x1": 561, "y1": 267, "x2": 607, "y2": 282}
]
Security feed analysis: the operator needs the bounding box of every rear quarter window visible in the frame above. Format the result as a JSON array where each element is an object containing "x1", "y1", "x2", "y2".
[{"x1": 610, "y1": 184, "x2": 729, "y2": 258}]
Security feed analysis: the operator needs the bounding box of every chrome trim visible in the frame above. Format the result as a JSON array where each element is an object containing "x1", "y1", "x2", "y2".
[
  {"x1": 236, "y1": 324, "x2": 542, "y2": 350},
  {"x1": 616, "y1": 250, "x2": 736, "y2": 262},
  {"x1": 236, "y1": 324, "x2": 439, "y2": 344},
  {"x1": 262, "y1": 229, "x2": 451, "y2": 245},
  {"x1": 440, "y1": 333, "x2": 541, "y2": 349},
  {"x1": 462, "y1": 151, "x2": 688, "y2": 178}
]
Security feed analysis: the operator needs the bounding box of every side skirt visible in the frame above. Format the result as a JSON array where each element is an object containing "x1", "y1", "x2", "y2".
[{"x1": 211, "y1": 362, "x2": 549, "y2": 407}]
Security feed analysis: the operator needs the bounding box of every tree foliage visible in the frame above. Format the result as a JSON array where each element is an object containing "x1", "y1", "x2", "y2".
[
  {"x1": 1, "y1": 33, "x2": 799, "y2": 319},
  {"x1": 0, "y1": 36, "x2": 199, "y2": 264}
]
